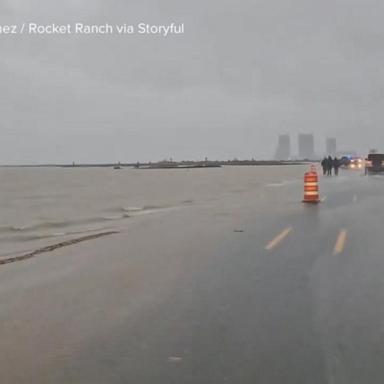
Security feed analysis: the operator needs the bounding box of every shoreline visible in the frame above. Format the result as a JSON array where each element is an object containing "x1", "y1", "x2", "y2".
[{"x1": 0, "y1": 160, "x2": 312, "y2": 168}]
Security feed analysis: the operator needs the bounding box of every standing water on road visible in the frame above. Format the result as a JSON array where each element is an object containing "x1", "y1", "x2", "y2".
[{"x1": 0, "y1": 165, "x2": 306, "y2": 257}]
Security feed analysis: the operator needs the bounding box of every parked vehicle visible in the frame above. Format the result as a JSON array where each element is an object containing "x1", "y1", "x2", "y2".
[{"x1": 365, "y1": 153, "x2": 384, "y2": 174}]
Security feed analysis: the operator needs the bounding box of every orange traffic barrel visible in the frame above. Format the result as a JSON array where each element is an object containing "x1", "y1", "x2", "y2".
[{"x1": 303, "y1": 167, "x2": 320, "y2": 203}]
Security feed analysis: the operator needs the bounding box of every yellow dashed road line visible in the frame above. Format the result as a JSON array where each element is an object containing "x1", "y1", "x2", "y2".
[
  {"x1": 333, "y1": 229, "x2": 348, "y2": 255},
  {"x1": 265, "y1": 227, "x2": 293, "y2": 251}
]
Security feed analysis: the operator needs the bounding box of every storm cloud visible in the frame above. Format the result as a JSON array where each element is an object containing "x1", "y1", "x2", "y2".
[{"x1": 1, "y1": 0, "x2": 384, "y2": 163}]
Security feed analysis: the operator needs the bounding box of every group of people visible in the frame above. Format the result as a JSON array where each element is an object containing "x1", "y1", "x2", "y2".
[{"x1": 321, "y1": 156, "x2": 341, "y2": 176}]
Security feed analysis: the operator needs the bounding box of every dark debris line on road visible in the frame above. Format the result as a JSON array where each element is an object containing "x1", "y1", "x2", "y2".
[{"x1": 0, "y1": 231, "x2": 119, "y2": 266}]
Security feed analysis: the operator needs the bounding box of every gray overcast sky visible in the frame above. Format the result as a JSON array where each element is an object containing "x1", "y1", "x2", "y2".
[{"x1": 1, "y1": 0, "x2": 384, "y2": 163}]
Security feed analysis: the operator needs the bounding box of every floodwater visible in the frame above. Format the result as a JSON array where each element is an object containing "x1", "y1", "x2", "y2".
[
  {"x1": 0, "y1": 165, "x2": 305, "y2": 257},
  {"x1": 2, "y1": 165, "x2": 384, "y2": 383}
]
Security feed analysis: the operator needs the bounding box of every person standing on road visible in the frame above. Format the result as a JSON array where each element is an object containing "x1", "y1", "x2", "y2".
[
  {"x1": 327, "y1": 156, "x2": 333, "y2": 176},
  {"x1": 333, "y1": 157, "x2": 340, "y2": 176},
  {"x1": 321, "y1": 157, "x2": 327, "y2": 175}
]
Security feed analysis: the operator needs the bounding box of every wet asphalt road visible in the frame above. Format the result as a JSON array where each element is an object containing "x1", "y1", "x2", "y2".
[{"x1": 1, "y1": 169, "x2": 384, "y2": 383}]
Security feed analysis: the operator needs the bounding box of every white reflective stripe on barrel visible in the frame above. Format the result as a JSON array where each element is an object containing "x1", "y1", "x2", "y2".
[{"x1": 304, "y1": 182, "x2": 318, "y2": 187}]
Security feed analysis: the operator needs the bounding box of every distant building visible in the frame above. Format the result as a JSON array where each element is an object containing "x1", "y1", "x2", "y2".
[
  {"x1": 274, "y1": 134, "x2": 291, "y2": 160},
  {"x1": 298, "y1": 134, "x2": 315, "y2": 159},
  {"x1": 326, "y1": 138, "x2": 337, "y2": 157}
]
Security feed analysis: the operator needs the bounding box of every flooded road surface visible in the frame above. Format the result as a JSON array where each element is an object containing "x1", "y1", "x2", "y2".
[
  {"x1": 1, "y1": 166, "x2": 384, "y2": 383},
  {"x1": 0, "y1": 165, "x2": 304, "y2": 257}
]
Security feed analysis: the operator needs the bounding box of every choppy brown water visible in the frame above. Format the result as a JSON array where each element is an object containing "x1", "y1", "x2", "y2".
[
  {"x1": 0, "y1": 165, "x2": 306, "y2": 256},
  {"x1": 4, "y1": 164, "x2": 377, "y2": 384}
]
